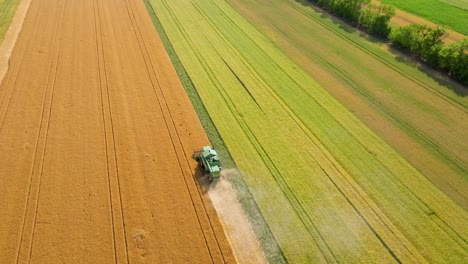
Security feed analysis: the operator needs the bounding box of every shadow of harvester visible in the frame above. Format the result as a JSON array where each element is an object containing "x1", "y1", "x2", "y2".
[{"x1": 192, "y1": 160, "x2": 221, "y2": 195}]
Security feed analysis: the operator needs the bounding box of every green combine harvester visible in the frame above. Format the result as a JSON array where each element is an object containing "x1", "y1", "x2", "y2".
[{"x1": 193, "y1": 146, "x2": 221, "y2": 182}]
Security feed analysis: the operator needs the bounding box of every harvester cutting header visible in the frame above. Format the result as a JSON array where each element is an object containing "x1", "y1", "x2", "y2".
[{"x1": 193, "y1": 146, "x2": 221, "y2": 182}]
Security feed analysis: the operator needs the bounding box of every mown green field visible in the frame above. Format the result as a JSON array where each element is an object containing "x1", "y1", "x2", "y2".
[
  {"x1": 439, "y1": 0, "x2": 468, "y2": 9},
  {"x1": 0, "y1": 0, "x2": 20, "y2": 42},
  {"x1": 147, "y1": 0, "x2": 468, "y2": 262},
  {"x1": 378, "y1": 0, "x2": 468, "y2": 35}
]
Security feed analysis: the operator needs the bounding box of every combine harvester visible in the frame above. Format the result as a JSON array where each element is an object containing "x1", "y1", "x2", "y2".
[{"x1": 193, "y1": 146, "x2": 222, "y2": 182}]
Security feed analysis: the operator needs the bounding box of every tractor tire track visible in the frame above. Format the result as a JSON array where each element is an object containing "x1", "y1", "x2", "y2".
[
  {"x1": 93, "y1": 0, "x2": 129, "y2": 262},
  {"x1": 14, "y1": 0, "x2": 66, "y2": 262}
]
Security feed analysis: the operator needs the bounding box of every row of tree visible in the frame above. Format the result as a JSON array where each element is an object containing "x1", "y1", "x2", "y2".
[
  {"x1": 390, "y1": 25, "x2": 468, "y2": 85},
  {"x1": 307, "y1": 0, "x2": 467, "y2": 85},
  {"x1": 310, "y1": 0, "x2": 395, "y2": 38}
]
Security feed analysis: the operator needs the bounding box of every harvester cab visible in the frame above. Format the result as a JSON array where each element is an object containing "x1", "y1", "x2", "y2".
[{"x1": 193, "y1": 146, "x2": 221, "y2": 182}]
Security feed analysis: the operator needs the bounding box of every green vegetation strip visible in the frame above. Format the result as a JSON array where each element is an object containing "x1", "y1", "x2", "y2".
[
  {"x1": 0, "y1": 0, "x2": 21, "y2": 42},
  {"x1": 143, "y1": 1, "x2": 286, "y2": 262},
  {"x1": 378, "y1": 0, "x2": 468, "y2": 35},
  {"x1": 148, "y1": 0, "x2": 468, "y2": 262}
]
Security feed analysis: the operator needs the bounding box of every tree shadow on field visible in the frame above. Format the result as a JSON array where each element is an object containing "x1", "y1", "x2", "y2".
[
  {"x1": 388, "y1": 47, "x2": 468, "y2": 97},
  {"x1": 193, "y1": 163, "x2": 219, "y2": 195},
  {"x1": 358, "y1": 31, "x2": 389, "y2": 45}
]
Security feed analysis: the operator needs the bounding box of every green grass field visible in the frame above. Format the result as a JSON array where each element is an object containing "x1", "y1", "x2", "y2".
[
  {"x1": 378, "y1": 0, "x2": 468, "y2": 35},
  {"x1": 0, "y1": 0, "x2": 21, "y2": 42},
  {"x1": 148, "y1": 0, "x2": 468, "y2": 262}
]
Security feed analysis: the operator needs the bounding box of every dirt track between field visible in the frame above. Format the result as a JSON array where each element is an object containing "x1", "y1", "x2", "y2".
[{"x1": 0, "y1": 0, "x2": 235, "y2": 263}]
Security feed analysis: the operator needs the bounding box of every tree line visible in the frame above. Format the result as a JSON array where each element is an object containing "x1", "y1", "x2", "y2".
[
  {"x1": 390, "y1": 25, "x2": 468, "y2": 84},
  {"x1": 307, "y1": 0, "x2": 468, "y2": 85},
  {"x1": 310, "y1": 0, "x2": 394, "y2": 38}
]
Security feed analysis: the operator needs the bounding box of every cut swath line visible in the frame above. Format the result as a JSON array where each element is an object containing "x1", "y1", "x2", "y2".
[{"x1": 219, "y1": 56, "x2": 265, "y2": 115}]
